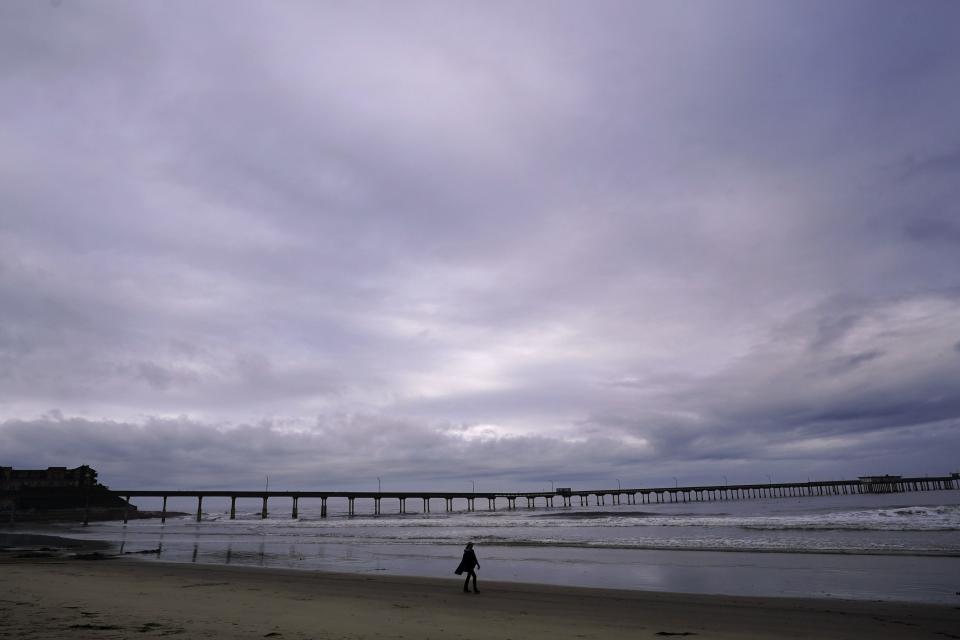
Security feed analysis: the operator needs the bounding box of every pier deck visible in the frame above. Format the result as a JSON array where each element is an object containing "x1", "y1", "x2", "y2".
[{"x1": 106, "y1": 473, "x2": 960, "y2": 523}]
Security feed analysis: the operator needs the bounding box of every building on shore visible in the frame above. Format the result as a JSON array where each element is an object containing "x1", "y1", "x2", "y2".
[
  {"x1": 1, "y1": 465, "x2": 98, "y2": 491},
  {"x1": 1, "y1": 465, "x2": 128, "y2": 518}
]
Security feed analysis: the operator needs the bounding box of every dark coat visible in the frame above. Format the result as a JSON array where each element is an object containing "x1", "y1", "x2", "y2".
[{"x1": 454, "y1": 548, "x2": 479, "y2": 575}]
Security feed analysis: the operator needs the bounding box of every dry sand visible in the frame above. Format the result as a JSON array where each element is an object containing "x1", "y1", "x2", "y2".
[{"x1": 2, "y1": 552, "x2": 958, "y2": 639}]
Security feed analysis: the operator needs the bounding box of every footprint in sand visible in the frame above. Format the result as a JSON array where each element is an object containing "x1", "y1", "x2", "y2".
[{"x1": 67, "y1": 624, "x2": 123, "y2": 631}]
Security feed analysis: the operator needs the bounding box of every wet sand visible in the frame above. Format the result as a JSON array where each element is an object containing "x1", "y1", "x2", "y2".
[{"x1": 2, "y1": 550, "x2": 958, "y2": 640}]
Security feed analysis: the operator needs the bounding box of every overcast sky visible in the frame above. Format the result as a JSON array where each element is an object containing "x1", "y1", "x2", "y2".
[{"x1": 2, "y1": 1, "x2": 959, "y2": 491}]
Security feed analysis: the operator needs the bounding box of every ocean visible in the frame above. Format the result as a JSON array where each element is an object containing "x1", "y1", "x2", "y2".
[{"x1": 38, "y1": 489, "x2": 960, "y2": 604}]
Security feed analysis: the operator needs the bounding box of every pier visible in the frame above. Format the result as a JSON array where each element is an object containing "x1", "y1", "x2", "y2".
[{"x1": 111, "y1": 473, "x2": 960, "y2": 523}]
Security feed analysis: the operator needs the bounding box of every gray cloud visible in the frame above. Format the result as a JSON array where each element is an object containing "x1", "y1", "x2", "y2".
[
  {"x1": 904, "y1": 217, "x2": 960, "y2": 246},
  {"x1": 2, "y1": 1, "x2": 960, "y2": 488},
  {"x1": 0, "y1": 413, "x2": 658, "y2": 490}
]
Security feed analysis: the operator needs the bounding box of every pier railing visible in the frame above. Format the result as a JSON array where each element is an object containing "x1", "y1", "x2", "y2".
[{"x1": 108, "y1": 473, "x2": 960, "y2": 524}]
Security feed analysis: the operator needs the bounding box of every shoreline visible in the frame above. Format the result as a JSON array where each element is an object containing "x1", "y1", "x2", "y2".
[
  {"x1": 2, "y1": 555, "x2": 958, "y2": 639},
  {"x1": 8, "y1": 520, "x2": 960, "y2": 558},
  {"x1": 7, "y1": 528, "x2": 960, "y2": 605},
  {"x1": 0, "y1": 509, "x2": 187, "y2": 524}
]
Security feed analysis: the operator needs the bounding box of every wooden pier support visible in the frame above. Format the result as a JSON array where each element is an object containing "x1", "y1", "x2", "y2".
[
  {"x1": 123, "y1": 495, "x2": 131, "y2": 524},
  {"x1": 291, "y1": 496, "x2": 298, "y2": 519},
  {"x1": 400, "y1": 497, "x2": 406, "y2": 514},
  {"x1": 347, "y1": 497, "x2": 355, "y2": 516},
  {"x1": 424, "y1": 497, "x2": 431, "y2": 512},
  {"x1": 321, "y1": 497, "x2": 327, "y2": 518},
  {"x1": 374, "y1": 497, "x2": 381, "y2": 515},
  {"x1": 230, "y1": 496, "x2": 236, "y2": 519},
  {"x1": 261, "y1": 496, "x2": 268, "y2": 519},
  {"x1": 488, "y1": 497, "x2": 495, "y2": 511},
  {"x1": 161, "y1": 496, "x2": 167, "y2": 524},
  {"x1": 196, "y1": 496, "x2": 203, "y2": 522}
]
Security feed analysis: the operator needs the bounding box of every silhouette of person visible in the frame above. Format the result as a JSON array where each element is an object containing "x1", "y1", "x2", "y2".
[{"x1": 454, "y1": 542, "x2": 480, "y2": 592}]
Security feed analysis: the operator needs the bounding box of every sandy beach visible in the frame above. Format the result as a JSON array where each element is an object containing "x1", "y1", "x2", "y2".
[{"x1": 2, "y1": 544, "x2": 958, "y2": 640}]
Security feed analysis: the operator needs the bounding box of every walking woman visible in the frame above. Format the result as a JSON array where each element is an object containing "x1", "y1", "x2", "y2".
[{"x1": 454, "y1": 542, "x2": 480, "y2": 593}]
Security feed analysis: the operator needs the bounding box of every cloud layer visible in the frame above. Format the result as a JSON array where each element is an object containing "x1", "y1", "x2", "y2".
[{"x1": 2, "y1": 1, "x2": 959, "y2": 489}]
